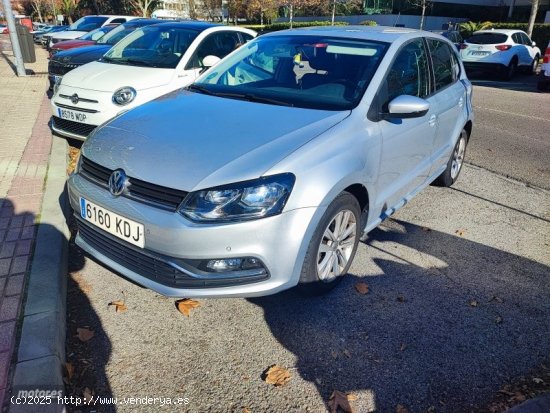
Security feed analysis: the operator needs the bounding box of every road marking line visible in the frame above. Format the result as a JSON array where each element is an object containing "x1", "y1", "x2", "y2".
[{"x1": 474, "y1": 106, "x2": 550, "y2": 122}]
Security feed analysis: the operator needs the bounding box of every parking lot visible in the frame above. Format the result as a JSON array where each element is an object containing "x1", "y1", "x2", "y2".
[{"x1": 64, "y1": 78, "x2": 550, "y2": 412}]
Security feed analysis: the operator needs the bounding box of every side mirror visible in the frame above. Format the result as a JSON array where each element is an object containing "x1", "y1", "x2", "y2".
[
  {"x1": 202, "y1": 55, "x2": 221, "y2": 68},
  {"x1": 384, "y1": 95, "x2": 430, "y2": 119}
]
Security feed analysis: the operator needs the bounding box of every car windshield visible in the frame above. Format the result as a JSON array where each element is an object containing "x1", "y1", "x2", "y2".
[
  {"x1": 193, "y1": 35, "x2": 388, "y2": 111},
  {"x1": 467, "y1": 33, "x2": 508, "y2": 44},
  {"x1": 97, "y1": 24, "x2": 140, "y2": 45},
  {"x1": 69, "y1": 16, "x2": 108, "y2": 32},
  {"x1": 79, "y1": 26, "x2": 113, "y2": 41},
  {"x1": 103, "y1": 26, "x2": 199, "y2": 69}
]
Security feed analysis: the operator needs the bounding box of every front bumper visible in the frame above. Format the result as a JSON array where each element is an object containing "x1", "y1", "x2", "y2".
[{"x1": 68, "y1": 173, "x2": 321, "y2": 298}]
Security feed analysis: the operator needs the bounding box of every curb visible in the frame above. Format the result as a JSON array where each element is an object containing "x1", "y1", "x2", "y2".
[{"x1": 9, "y1": 135, "x2": 69, "y2": 413}]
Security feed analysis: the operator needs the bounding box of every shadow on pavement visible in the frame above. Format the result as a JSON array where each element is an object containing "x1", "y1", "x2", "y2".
[{"x1": 250, "y1": 219, "x2": 550, "y2": 412}]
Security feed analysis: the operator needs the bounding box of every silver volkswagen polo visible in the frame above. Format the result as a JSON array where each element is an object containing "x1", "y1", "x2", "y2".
[{"x1": 68, "y1": 26, "x2": 474, "y2": 297}]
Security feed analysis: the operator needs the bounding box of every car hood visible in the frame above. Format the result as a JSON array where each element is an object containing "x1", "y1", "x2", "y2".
[
  {"x1": 52, "y1": 45, "x2": 110, "y2": 65},
  {"x1": 62, "y1": 61, "x2": 173, "y2": 91},
  {"x1": 54, "y1": 39, "x2": 95, "y2": 50},
  {"x1": 52, "y1": 30, "x2": 86, "y2": 39},
  {"x1": 82, "y1": 91, "x2": 350, "y2": 191}
]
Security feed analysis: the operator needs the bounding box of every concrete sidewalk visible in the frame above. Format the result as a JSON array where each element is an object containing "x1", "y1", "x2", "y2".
[{"x1": 0, "y1": 35, "x2": 56, "y2": 410}]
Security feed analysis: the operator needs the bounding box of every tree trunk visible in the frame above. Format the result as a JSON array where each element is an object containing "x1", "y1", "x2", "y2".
[
  {"x1": 289, "y1": 3, "x2": 293, "y2": 29},
  {"x1": 419, "y1": 1, "x2": 426, "y2": 30},
  {"x1": 527, "y1": 0, "x2": 539, "y2": 38},
  {"x1": 331, "y1": 0, "x2": 336, "y2": 25}
]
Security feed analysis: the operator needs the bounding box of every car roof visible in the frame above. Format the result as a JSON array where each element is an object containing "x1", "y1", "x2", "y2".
[
  {"x1": 473, "y1": 29, "x2": 522, "y2": 35},
  {"x1": 147, "y1": 21, "x2": 221, "y2": 31},
  {"x1": 263, "y1": 25, "x2": 431, "y2": 43}
]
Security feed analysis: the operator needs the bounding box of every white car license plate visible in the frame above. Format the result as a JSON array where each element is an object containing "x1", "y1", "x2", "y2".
[
  {"x1": 57, "y1": 107, "x2": 88, "y2": 123},
  {"x1": 471, "y1": 51, "x2": 490, "y2": 56},
  {"x1": 79, "y1": 197, "x2": 145, "y2": 248}
]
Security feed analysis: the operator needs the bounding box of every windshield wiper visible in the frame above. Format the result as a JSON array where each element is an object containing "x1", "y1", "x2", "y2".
[
  {"x1": 186, "y1": 84, "x2": 215, "y2": 95},
  {"x1": 240, "y1": 94, "x2": 294, "y2": 107}
]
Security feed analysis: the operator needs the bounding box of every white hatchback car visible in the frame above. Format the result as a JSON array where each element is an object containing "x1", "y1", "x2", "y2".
[
  {"x1": 51, "y1": 22, "x2": 256, "y2": 140},
  {"x1": 460, "y1": 29, "x2": 541, "y2": 80}
]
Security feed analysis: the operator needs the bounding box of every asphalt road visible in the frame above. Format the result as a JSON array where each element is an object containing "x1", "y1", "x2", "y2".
[{"x1": 468, "y1": 71, "x2": 550, "y2": 190}]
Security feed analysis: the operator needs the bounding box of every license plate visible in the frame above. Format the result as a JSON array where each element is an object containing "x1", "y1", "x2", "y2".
[
  {"x1": 471, "y1": 51, "x2": 489, "y2": 56},
  {"x1": 57, "y1": 107, "x2": 87, "y2": 123},
  {"x1": 79, "y1": 197, "x2": 145, "y2": 248}
]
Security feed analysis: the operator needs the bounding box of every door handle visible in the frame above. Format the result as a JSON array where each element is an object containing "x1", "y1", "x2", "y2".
[{"x1": 428, "y1": 114, "x2": 437, "y2": 127}]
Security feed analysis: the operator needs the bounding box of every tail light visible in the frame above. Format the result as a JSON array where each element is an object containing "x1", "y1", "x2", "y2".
[
  {"x1": 543, "y1": 46, "x2": 550, "y2": 64},
  {"x1": 460, "y1": 43, "x2": 468, "y2": 50},
  {"x1": 495, "y1": 44, "x2": 512, "y2": 51}
]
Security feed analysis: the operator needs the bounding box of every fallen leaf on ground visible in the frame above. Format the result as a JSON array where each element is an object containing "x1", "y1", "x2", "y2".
[
  {"x1": 355, "y1": 282, "x2": 369, "y2": 295},
  {"x1": 243, "y1": 408, "x2": 251, "y2": 413},
  {"x1": 533, "y1": 377, "x2": 544, "y2": 384},
  {"x1": 83, "y1": 387, "x2": 94, "y2": 403},
  {"x1": 65, "y1": 362, "x2": 74, "y2": 380},
  {"x1": 489, "y1": 295, "x2": 504, "y2": 303},
  {"x1": 176, "y1": 299, "x2": 201, "y2": 317},
  {"x1": 328, "y1": 390, "x2": 356, "y2": 413},
  {"x1": 331, "y1": 350, "x2": 338, "y2": 359},
  {"x1": 421, "y1": 226, "x2": 432, "y2": 232},
  {"x1": 343, "y1": 349, "x2": 351, "y2": 358},
  {"x1": 396, "y1": 404, "x2": 409, "y2": 413},
  {"x1": 400, "y1": 343, "x2": 407, "y2": 352},
  {"x1": 495, "y1": 316, "x2": 503, "y2": 324},
  {"x1": 397, "y1": 294, "x2": 406, "y2": 303},
  {"x1": 469, "y1": 300, "x2": 478, "y2": 307},
  {"x1": 108, "y1": 300, "x2": 128, "y2": 313},
  {"x1": 263, "y1": 365, "x2": 291, "y2": 387},
  {"x1": 455, "y1": 229, "x2": 466, "y2": 236},
  {"x1": 76, "y1": 328, "x2": 94, "y2": 342}
]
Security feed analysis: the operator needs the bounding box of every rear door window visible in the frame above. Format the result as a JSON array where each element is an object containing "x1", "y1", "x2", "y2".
[
  {"x1": 467, "y1": 33, "x2": 508, "y2": 44},
  {"x1": 427, "y1": 39, "x2": 455, "y2": 91},
  {"x1": 520, "y1": 32, "x2": 532, "y2": 45}
]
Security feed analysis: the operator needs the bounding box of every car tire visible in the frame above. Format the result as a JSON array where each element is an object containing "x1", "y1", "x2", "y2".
[
  {"x1": 432, "y1": 129, "x2": 469, "y2": 187},
  {"x1": 298, "y1": 192, "x2": 361, "y2": 295},
  {"x1": 526, "y1": 55, "x2": 539, "y2": 75},
  {"x1": 501, "y1": 59, "x2": 517, "y2": 80}
]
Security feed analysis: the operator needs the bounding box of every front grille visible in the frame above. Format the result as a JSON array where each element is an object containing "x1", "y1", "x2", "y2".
[
  {"x1": 48, "y1": 60, "x2": 81, "y2": 76},
  {"x1": 77, "y1": 220, "x2": 269, "y2": 288},
  {"x1": 80, "y1": 157, "x2": 188, "y2": 211},
  {"x1": 78, "y1": 221, "x2": 186, "y2": 287},
  {"x1": 52, "y1": 116, "x2": 97, "y2": 138}
]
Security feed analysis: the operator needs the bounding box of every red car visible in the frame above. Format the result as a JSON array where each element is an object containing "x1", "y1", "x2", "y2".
[{"x1": 49, "y1": 24, "x2": 117, "y2": 58}]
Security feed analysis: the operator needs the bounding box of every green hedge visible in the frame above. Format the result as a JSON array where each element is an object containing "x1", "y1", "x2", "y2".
[
  {"x1": 243, "y1": 21, "x2": 349, "y2": 32},
  {"x1": 490, "y1": 23, "x2": 550, "y2": 51}
]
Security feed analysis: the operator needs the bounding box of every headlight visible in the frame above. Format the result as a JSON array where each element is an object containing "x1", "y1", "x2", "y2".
[
  {"x1": 179, "y1": 173, "x2": 295, "y2": 223},
  {"x1": 112, "y1": 87, "x2": 136, "y2": 106},
  {"x1": 53, "y1": 77, "x2": 62, "y2": 95}
]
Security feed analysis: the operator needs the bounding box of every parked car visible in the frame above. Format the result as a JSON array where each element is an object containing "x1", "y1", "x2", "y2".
[
  {"x1": 67, "y1": 26, "x2": 474, "y2": 298},
  {"x1": 51, "y1": 22, "x2": 256, "y2": 140},
  {"x1": 47, "y1": 15, "x2": 137, "y2": 49},
  {"x1": 39, "y1": 25, "x2": 69, "y2": 45},
  {"x1": 49, "y1": 24, "x2": 117, "y2": 58},
  {"x1": 0, "y1": 24, "x2": 8, "y2": 34},
  {"x1": 431, "y1": 30, "x2": 463, "y2": 50},
  {"x1": 537, "y1": 41, "x2": 550, "y2": 91},
  {"x1": 33, "y1": 22, "x2": 50, "y2": 31},
  {"x1": 460, "y1": 29, "x2": 541, "y2": 80},
  {"x1": 48, "y1": 19, "x2": 165, "y2": 90}
]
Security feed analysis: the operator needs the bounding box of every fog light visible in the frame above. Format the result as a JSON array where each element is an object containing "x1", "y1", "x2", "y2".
[{"x1": 205, "y1": 257, "x2": 264, "y2": 273}]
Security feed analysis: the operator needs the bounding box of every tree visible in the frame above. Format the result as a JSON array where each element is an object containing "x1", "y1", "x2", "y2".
[
  {"x1": 276, "y1": 0, "x2": 323, "y2": 28},
  {"x1": 246, "y1": 0, "x2": 277, "y2": 25},
  {"x1": 129, "y1": 0, "x2": 158, "y2": 16},
  {"x1": 526, "y1": 0, "x2": 539, "y2": 37},
  {"x1": 60, "y1": 0, "x2": 76, "y2": 23},
  {"x1": 407, "y1": 0, "x2": 432, "y2": 30},
  {"x1": 458, "y1": 21, "x2": 493, "y2": 37},
  {"x1": 201, "y1": 0, "x2": 223, "y2": 21}
]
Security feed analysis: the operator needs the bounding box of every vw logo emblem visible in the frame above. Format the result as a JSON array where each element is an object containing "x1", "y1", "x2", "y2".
[
  {"x1": 108, "y1": 169, "x2": 127, "y2": 196},
  {"x1": 70, "y1": 93, "x2": 79, "y2": 104}
]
